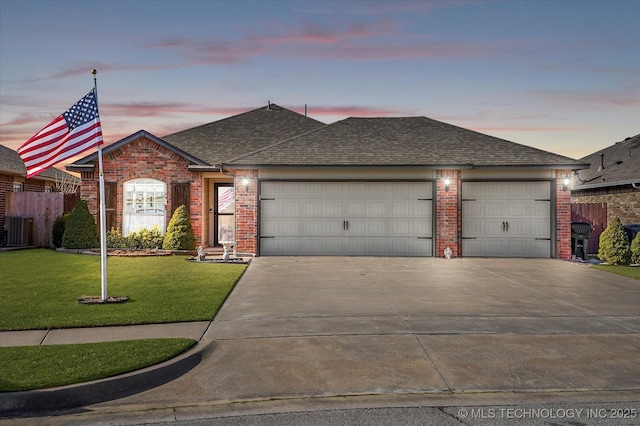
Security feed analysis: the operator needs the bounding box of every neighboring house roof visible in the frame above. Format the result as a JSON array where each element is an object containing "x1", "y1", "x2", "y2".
[
  {"x1": 573, "y1": 133, "x2": 640, "y2": 190},
  {"x1": 162, "y1": 103, "x2": 325, "y2": 167},
  {"x1": 225, "y1": 116, "x2": 586, "y2": 168},
  {"x1": 0, "y1": 144, "x2": 79, "y2": 183},
  {"x1": 67, "y1": 130, "x2": 208, "y2": 171}
]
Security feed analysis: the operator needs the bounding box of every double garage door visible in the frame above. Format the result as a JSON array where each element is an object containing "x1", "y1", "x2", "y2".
[
  {"x1": 462, "y1": 181, "x2": 552, "y2": 257},
  {"x1": 260, "y1": 182, "x2": 433, "y2": 256}
]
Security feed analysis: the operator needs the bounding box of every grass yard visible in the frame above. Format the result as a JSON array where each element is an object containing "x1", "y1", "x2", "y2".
[
  {"x1": 0, "y1": 338, "x2": 195, "y2": 392},
  {"x1": 0, "y1": 249, "x2": 246, "y2": 330},
  {"x1": 0, "y1": 249, "x2": 246, "y2": 391},
  {"x1": 592, "y1": 264, "x2": 640, "y2": 281}
]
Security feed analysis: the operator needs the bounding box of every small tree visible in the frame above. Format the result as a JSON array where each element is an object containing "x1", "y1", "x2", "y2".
[
  {"x1": 598, "y1": 217, "x2": 631, "y2": 265},
  {"x1": 52, "y1": 213, "x2": 68, "y2": 248},
  {"x1": 62, "y1": 200, "x2": 100, "y2": 249},
  {"x1": 162, "y1": 205, "x2": 196, "y2": 250},
  {"x1": 631, "y1": 232, "x2": 640, "y2": 265}
]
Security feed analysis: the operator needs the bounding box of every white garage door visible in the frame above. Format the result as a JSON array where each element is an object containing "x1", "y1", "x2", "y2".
[
  {"x1": 462, "y1": 181, "x2": 551, "y2": 257},
  {"x1": 260, "y1": 182, "x2": 433, "y2": 256}
]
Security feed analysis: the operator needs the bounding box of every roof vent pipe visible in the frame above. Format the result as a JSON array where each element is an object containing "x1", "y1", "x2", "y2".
[
  {"x1": 305, "y1": 104, "x2": 307, "y2": 117},
  {"x1": 596, "y1": 153, "x2": 604, "y2": 172},
  {"x1": 267, "y1": 101, "x2": 271, "y2": 110}
]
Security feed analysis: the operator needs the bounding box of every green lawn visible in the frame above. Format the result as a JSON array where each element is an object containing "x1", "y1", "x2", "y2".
[
  {"x1": 0, "y1": 338, "x2": 195, "y2": 392},
  {"x1": 0, "y1": 249, "x2": 246, "y2": 330},
  {"x1": 0, "y1": 249, "x2": 246, "y2": 391},
  {"x1": 592, "y1": 264, "x2": 640, "y2": 281}
]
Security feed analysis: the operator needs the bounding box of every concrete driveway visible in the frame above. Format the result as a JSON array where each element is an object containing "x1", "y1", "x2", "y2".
[
  {"x1": 95, "y1": 257, "x2": 640, "y2": 409},
  {"x1": 7, "y1": 257, "x2": 639, "y2": 423}
]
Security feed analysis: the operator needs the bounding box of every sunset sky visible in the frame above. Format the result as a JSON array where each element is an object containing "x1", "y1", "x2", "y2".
[{"x1": 1, "y1": 0, "x2": 638, "y2": 162}]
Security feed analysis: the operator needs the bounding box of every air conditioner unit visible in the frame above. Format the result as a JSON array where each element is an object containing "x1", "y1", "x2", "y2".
[{"x1": 5, "y1": 217, "x2": 33, "y2": 246}]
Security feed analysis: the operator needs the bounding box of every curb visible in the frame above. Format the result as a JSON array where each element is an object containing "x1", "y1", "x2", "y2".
[{"x1": 0, "y1": 341, "x2": 214, "y2": 418}]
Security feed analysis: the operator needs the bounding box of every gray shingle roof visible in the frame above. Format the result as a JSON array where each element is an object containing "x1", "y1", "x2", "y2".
[
  {"x1": 573, "y1": 134, "x2": 640, "y2": 189},
  {"x1": 0, "y1": 144, "x2": 79, "y2": 182},
  {"x1": 226, "y1": 116, "x2": 586, "y2": 168},
  {"x1": 162, "y1": 103, "x2": 325, "y2": 166},
  {"x1": 68, "y1": 130, "x2": 208, "y2": 170}
]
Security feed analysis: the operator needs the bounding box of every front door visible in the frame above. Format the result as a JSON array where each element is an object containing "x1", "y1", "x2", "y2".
[{"x1": 214, "y1": 183, "x2": 235, "y2": 246}]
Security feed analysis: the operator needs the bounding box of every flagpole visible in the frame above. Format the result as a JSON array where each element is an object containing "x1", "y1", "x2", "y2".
[{"x1": 93, "y1": 69, "x2": 108, "y2": 301}]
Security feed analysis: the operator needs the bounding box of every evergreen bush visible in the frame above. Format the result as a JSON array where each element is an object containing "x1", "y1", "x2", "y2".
[
  {"x1": 598, "y1": 217, "x2": 631, "y2": 265},
  {"x1": 130, "y1": 226, "x2": 164, "y2": 249},
  {"x1": 106, "y1": 226, "x2": 165, "y2": 249},
  {"x1": 162, "y1": 205, "x2": 196, "y2": 250},
  {"x1": 106, "y1": 227, "x2": 130, "y2": 249},
  {"x1": 51, "y1": 214, "x2": 68, "y2": 248},
  {"x1": 631, "y1": 232, "x2": 640, "y2": 265},
  {"x1": 62, "y1": 200, "x2": 100, "y2": 249}
]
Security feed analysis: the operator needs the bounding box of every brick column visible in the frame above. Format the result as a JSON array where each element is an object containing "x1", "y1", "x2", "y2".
[
  {"x1": 235, "y1": 169, "x2": 258, "y2": 255},
  {"x1": 435, "y1": 170, "x2": 461, "y2": 258},
  {"x1": 556, "y1": 169, "x2": 572, "y2": 259}
]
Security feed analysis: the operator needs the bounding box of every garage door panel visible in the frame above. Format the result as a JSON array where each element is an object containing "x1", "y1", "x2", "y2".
[
  {"x1": 531, "y1": 240, "x2": 552, "y2": 257},
  {"x1": 366, "y1": 201, "x2": 386, "y2": 216},
  {"x1": 462, "y1": 181, "x2": 551, "y2": 258},
  {"x1": 260, "y1": 181, "x2": 432, "y2": 256}
]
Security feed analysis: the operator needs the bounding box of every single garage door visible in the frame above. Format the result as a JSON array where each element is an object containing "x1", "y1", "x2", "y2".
[
  {"x1": 260, "y1": 181, "x2": 433, "y2": 256},
  {"x1": 462, "y1": 181, "x2": 551, "y2": 257}
]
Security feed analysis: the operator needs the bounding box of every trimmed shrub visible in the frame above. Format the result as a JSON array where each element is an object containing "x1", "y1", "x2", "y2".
[
  {"x1": 130, "y1": 226, "x2": 164, "y2": 249},
  {"x1": 598, "y1": 217, "x2": 631, "y2": 265},
  {"x1": 51, "y1": 214, "x2": 68, "y2": 248},
  {"x1": 162, "y1": 205, "x2": 196, "y2": 250},
  {"x1": 107, "y1": 226, "x2": 165, "y2": 249},
  {"x1": 106, "y1": 227, "x2": 130, "y2": 249},
  {"x1": 631, "y1": 232, "x2": 640, "y2": 265},
  {"x1": 62, "y1": 200, "x2": 100, "y2": 249}
]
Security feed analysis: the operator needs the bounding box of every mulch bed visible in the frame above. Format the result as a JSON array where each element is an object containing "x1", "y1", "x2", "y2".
[
  {"x1": 186, "y1": 257, "x2": 250, "y2": 264},
  {"x1": 77, "y1": 296, "x2": 130, "y2": 304}
]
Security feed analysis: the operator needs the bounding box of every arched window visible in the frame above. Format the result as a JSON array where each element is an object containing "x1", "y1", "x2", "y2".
[{"x1": 123, "y1": 178, "x2": 166, "y2": 235}]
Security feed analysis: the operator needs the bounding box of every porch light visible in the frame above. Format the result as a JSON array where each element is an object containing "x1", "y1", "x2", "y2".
[
  {"x1": 562, "y1": 177, "x2": 570, "y2": 191},
  {"x1": 241, "y1": 177, "x2": 249, "y2": 190},
  {"x1": 444, "y1": 177, "x2": 451, "y2": 192}
]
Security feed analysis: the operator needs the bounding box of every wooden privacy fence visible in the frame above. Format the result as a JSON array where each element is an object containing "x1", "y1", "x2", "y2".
[
  {"x1": 5, "y1": 192, "x2": 64, "y2": 248},
  {"x1": 571, "y1": 202, "x2": 607, "y2": 255}
]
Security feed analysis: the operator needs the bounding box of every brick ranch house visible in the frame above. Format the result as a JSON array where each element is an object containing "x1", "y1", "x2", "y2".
[
  {"x1": 571, "y1": 134, "x2": 640, "y2": 254},
  {"x1": 572, "y1": 134, "x2": 640, "y2": 224},
  {"x1": 68, "y1": 103, "x2": 588, "y2": 258}
]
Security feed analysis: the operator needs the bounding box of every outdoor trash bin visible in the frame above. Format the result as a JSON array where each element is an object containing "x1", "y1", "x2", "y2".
[{"x1": 571, "y1": 222, "x2": 592, "y2": 260}]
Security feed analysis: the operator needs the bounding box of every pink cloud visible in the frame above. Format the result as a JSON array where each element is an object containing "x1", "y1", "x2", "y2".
[
  {"x1": 143, "y1": 14, "x2": 524, "y2": 66},
  {"x1": 292, "y1": 104, "x2": 409, "y2": 118},
  {"x1": 535, "y1": 89, "x2": 640, "y2": 108}
]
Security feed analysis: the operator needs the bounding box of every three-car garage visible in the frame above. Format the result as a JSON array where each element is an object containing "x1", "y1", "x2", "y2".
[{"x1": 258, "y1": 179, "x2": 555, "y2": 258}]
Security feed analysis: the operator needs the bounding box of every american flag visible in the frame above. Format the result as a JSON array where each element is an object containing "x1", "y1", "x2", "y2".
[{"x1": 18, "y1": 89, "x2": 103, "y2": 178}]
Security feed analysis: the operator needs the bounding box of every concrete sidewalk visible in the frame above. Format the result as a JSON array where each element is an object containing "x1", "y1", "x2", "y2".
[
  {"x1": 2, "y1": 257, "x2": 639, "y2": 422},
  {"x1": 0, "y1": 322, "x2": 211, "y2": 347}
]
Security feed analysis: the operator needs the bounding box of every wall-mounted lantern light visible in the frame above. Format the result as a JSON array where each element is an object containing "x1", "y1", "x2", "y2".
[
  {"x1": 444, "y1": 177, "x2": 451, "y2": 192},
  {"x1": 562, "y1": 176, "x2": 570, "y2": 191},
  {"x1": 241, "y1": 177, "x2": 249, "y2": 190}
]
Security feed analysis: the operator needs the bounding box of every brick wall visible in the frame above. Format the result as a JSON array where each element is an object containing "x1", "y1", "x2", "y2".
[
  {"x1": 556, "y1": 170, "x2": 572, "y2": 260},
  {"x1": 572, "y1": 190, "x2": 640, "y2": 225},
  {"x1": 234, "y1": 169, "x2": 258, "y2": 254},
  {"x1": 435, "y1": 169, "x2": 461, "y2": 258},
  {"x1": 80, "y1": 136, "x2": 203, "y2": 245}
]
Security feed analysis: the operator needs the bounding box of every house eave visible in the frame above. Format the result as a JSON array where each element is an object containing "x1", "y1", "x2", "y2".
[
  {"x1": 222, "y1": 163, "x2": 475, "y2": 170},
  {"x1": 188, "y1": 165, "x2": 222, "y2": 172},
  {"x1": 573, "y1": 179, "x2": 640, "y2": 191},
  {"x1": 470, "y1": 163, "x2": 590, "y2": 170}
]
